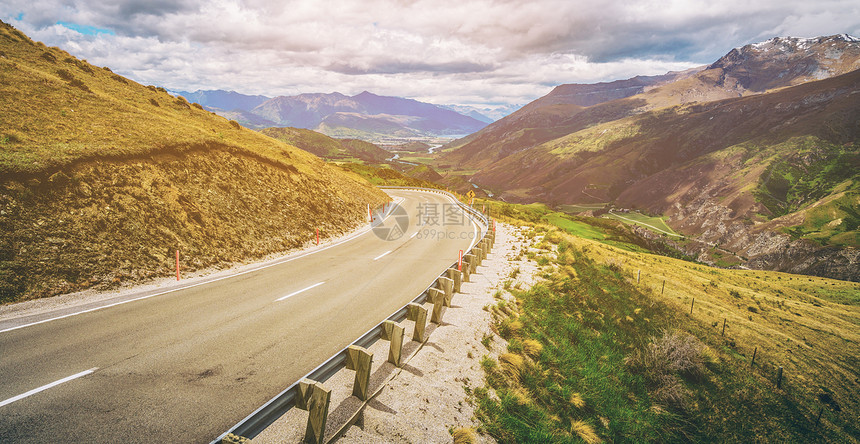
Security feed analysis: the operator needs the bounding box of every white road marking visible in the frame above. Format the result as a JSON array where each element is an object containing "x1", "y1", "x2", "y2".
[
  {"x1": 410, "y1": 232, "x2": 418, "y2": 239},
  {"x1": 373, "y1": 250, "x2": 392, "y2": 261},
  {"x1": 0, "y1": 368, "x2": 98, "y2": 408},
  {"x1": 276, "y1": 282, "x2": 325, "y2": 302},
  {"x1": 1, "y1": 198, "x2": 410, "y2": 334}
]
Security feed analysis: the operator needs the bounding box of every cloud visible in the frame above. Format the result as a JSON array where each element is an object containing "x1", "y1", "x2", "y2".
[{"x1": 1, "y1": 0, "x2": 859, "y2": 107}]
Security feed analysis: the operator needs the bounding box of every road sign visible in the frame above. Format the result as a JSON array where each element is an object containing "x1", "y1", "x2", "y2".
[{"x1": 466, "y1": 190, "x2": 475, "y2": 199}]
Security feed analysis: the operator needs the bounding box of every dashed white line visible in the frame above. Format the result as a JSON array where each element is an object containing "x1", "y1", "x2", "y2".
[
  {"x1": 373, "y1": 250, "x2": 392, "y2": 261},
  {"x1": 276, "y1": 282, "x2": 325, "y2": 302},
  {"x1": 0, "y1": 368, "x2": 98, "y2": 408}
]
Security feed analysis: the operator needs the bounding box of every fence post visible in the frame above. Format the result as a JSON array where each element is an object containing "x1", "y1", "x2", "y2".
[
  {"x1": 816, "y1": 406, "x2": 823, "y2": 425},
  {"x1": 346, "y1": 345, "x2": 373, "y2": 401},
  {"x1": 690, "y1": 298, "x2": 695, "y2": 314},
  {"x1": 661, "y1": 280, "x2": 665, "y2": 295},
  {"x1": 751, "y1": 346, "x2": 757, "y2": 367},
  {"x1": 380, "y1": 320, "x2": 404, "y2": 367},
  {"x1": 776, "y1": 366, "x2": 783, "y2": 389},
  {"x1": 447, "y1": 268, "x2": 462, "y2": 293},
  {"x1": 464, "y1": 254, "x2": 477, "y2": 274},
  {"x1": 437, "y1": 277, "x2": 454, "y2": 306},
  {"x1": 295, "y1": 379, "x2": 331, "y2": 444},
  {"x1": 406, "y1": 303, "x2": 427, "y2": 342},
  {"x1": 721, "y1": 318, "x2": 726, "y2": 336},
  {"x1": 462, "y1": 261, "x2": 472, "y2": 283},
  {"x1": 637, "y1": 269, "x2": 641, "y2": 284},
  {"x1": 429, "y1": 288, "x2": 445, "y2": 323}
]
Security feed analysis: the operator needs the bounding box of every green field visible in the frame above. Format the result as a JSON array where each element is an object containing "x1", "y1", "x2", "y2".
[
  {"x1": 558, "y1": 203, "x2": 607, "y2": 213},
  {"x1": 604, "y1": 211, "x2": 680, "y2": 237}
]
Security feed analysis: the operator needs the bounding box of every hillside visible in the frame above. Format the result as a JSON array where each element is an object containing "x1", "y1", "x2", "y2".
[
  {"x1": 258, "y1": 127, "x2": 390, "y2": 163},
  {"x1": 0, "y1": 21, "x2": 388, "y2": 302},
  {"x1": 438, "y1": 35, "x2": 860, "y2": 281},
  {"x1": 440, "y1": 35, "x2": 860, "y2": 172},
  {"x1": 478, "y1": 220, "x2": 860, "y2": 442},
  {"x1": 173, "y1": 89, "x2": 270, "y2": 113}
]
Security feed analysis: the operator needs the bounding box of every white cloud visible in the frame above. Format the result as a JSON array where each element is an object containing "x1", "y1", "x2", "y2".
[{"x1": 1, "y1": 0, "x2": 858, "y2": 107}]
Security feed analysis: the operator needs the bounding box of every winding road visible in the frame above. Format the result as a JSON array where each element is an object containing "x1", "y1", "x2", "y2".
[{"x1": 0, "y1": 189, "x2": 480, "y2": 443}]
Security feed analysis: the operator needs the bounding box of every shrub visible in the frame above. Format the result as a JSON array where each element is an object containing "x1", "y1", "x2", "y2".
[
  {"x1": 149, "y1": 98, "x2": 159, "y2": 107},
  {"x1": 40, "y1": 51, "x2": 56, "y2": 63},
  {"x1": 68, "y1": 78, "x2": 91, "y2": 93},
  {"x1": 56, "y1": 68, "x2": 73, "y2": 81},
  {"x1": 626, "y1": 330, "x2": 705, "y2": 409},
  {"x1": 192, "y1": 102, "x2": 204, "y2": 110},
  {"x1": 229, "y1": 120, "x2": 241, "y2": 130},
  {"x1": 111, "y1": 73, "x2": 128, "y2": 84}
]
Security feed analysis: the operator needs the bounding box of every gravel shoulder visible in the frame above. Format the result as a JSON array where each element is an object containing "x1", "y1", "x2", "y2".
[{"x1": 253, "y1": 222, "x2": 542, "y2": 443}]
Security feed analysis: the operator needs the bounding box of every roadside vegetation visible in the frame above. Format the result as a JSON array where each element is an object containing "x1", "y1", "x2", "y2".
[{"x1": 473, "y1": 202, "x2": 859, "y2": 443}]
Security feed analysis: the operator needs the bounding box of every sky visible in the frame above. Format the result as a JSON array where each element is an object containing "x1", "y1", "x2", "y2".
[{"x1": 2, "y1": 0, "x2": 860, "y2": 111}]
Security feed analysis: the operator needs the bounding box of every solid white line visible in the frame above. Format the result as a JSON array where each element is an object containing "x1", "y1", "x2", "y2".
[
  {"x1": 373, "y1": 250, "x2": 392, "y2": 261},
  {"x1": 276, "y1": 282, "x2": 325, "y2": 302},
  {"x1": 0, "y1": 368, "x2": 98, "y2": 408},
  {"x1": 410, "y1": 232, "x2": 418, "y2": 239},
  {"x1": 0, "y1": 198, "x2": 411, "y2": 335}
]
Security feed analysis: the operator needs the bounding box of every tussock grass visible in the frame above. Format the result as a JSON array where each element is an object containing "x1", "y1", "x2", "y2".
[
  {"x1": 570, "y1": 420, "x2": 602, "y2": 444},
  {"x1": 452, "y1": 427, "x2": 477, "y2": 444}
]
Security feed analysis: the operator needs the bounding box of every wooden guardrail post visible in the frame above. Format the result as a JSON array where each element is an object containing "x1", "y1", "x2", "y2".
[
  {"x1": 464, "y1": 254, "x2": 477, "y2": 275},
  {"x1": 429, "y1": 288, "x2": 445, "y2": 323},
  {"x1": 406, "y1": 303, "x2": 427, "y2": 342},
  {"x1": 447, "y1": 268, "x2": 462, "y2": 293},
  {"x1": 483, "y1": 238, "x2": 492, "y2": 255},
  {"x1": 295, "y1": 379, "x2": 331, "y2": 444},
  {"x1": 346, "y1": 345, "x2": 373, "y2": 401},
  {"x1": 474, "y1": 246, "x2": 484, "y2": 263},
  {"x1": 380, "y1": 320, "x2": 404, "y2": 367},
  {"x1": 437, "y1": 277, "x2": 454, "y2": 306},
  {"x1": 461, "y1": 261, "x2": 471, "y2": 282}
]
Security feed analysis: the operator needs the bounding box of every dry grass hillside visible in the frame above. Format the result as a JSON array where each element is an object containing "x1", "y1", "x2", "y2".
[
  {"x1": 478, "y1": 219, "x2": 859, "y2": 442},
  {"x1": 0, "y1": 21, "x2": 387, "y2": 302}
]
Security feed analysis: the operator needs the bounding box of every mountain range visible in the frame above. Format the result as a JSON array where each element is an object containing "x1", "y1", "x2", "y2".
[
  {"x1": 438, "y1": 34, "x2": 860, "y2": 281},
  {"x1": 174, "y1": 89, "x2": 490, "y2": 139}
]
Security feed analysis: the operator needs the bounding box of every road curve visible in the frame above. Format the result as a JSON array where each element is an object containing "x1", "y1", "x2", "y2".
[{"x1": 0, "y1": 189, "x2": 480, "y2": 443}]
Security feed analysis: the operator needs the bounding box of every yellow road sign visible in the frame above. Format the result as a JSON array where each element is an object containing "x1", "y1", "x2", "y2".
[{"x1": 466, "y1": 190, "x2": 475, "y2": 199}]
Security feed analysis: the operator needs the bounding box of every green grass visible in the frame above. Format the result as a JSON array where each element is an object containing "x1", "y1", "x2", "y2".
[
  {"x1": 558, "y1": 204, "x2": 606, "y2": 214},
  {"x1": 603, "y1": 211, "x2": 680, "y2": 237},
  {"x1": 476, "y1": 229, "x2": 860, "y2": 443}
]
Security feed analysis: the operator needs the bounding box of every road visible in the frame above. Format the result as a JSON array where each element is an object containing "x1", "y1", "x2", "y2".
[{"x1": 0, "y1": 189, "x2": 481, "y2": 443}]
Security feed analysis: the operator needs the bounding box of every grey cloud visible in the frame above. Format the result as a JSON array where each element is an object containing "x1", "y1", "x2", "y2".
[
  {"x1": 327, "y1": 59, "x2": 495, "y2": 75},
  {"x1": 2, "y1": 0, "x2": 860, "y2": 108}
]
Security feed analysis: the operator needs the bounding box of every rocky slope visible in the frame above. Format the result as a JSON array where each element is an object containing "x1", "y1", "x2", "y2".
[
  {"x1": 439, "y1": 35, "x2": 860, "y2": 280},
  {"x1": 258, "y1": 127, "x2": 390, "y2": 163}
]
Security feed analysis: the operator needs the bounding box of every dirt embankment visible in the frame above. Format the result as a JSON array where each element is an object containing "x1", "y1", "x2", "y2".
[{"x1": 0, "y1": 147, "x2": 387, "y2": 302}]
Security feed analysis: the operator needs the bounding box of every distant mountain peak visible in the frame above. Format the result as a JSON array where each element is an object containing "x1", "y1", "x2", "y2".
[{"x1": 736, "y1": 34, "x2": 860, "y2": 54}]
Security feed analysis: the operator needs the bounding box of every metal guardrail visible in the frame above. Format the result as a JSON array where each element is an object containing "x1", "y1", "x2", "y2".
[{"x1": 212, "y1": 187, "x2": 490, "y2": 443}]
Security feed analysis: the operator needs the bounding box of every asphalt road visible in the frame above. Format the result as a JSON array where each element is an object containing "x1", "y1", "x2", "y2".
[{"x1": 0, "y1": 189, "x2": 482, "y2": 443}]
